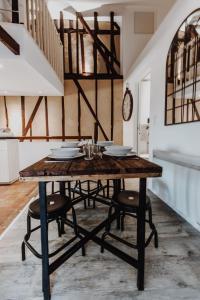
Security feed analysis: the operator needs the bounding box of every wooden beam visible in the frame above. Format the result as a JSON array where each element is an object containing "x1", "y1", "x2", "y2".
[
  {"x1": 30, "y1": 125, "x2": 32, "y2": 142},
  {"x1": 45, "y1": 96, "x2": 49, "y2": 141},
  {"x1": 110, "y1": 12, "x2": 116, "y2": 68},
  {"x1": 95, "y1": 79, "x2": 98, "y2": 116},
  {"x1": 68, "y1": 20, "x2": 73, "y2": 73},
  {"x1": 78, "y1": 12, "x2": 120, "y2": 69},
  {"x1": 21, "y1": 96, "x2": 25, "y2": 135},
  {"x1": 64, "y1": 73, "x2": 123, "y2": 80},
  {"x1": 0, "y1": 25, "x2": 20, "y2": 55},
  {"x1": 111, "y1": 79, "x2": 114, "y2": 140},
  {"x1": 61, "y1": 96, "x2": 65, "y2": 141},
  {"x1": 77, "y1": 13, "x2": 117, "y2": 75},
  {"x1": 4, "y1": 96, "x2": 9, "y2": 128},
  {"x1": 23, "y1": 96, "x2": 44, "y2": 137},
  {"x1": 78, "y1": 91, "x2": 81, "y2": 138},
  {"x1": 94, "y1": 78, "x2": 98, "y2": 142},
  {"x1": 76, "y1": 14, "x2": 79, "y2": 74},
  {"x1": 60, "y1": 11, "x2": 64, "y2": 44},
  {"x1": 93, "y1": 12, "x2": 98, "y2": 75},
  {"x1": 190, "y1": 99, "x2": 200, "y2": 120},
  {"x1": 73, "y1": 78, "x2": 109, "y2": 140},
  {"x1": 17, "y1": 135, "x2": 92, "y2": 141},
  {"x1": 60, "y1": 28, "x2": 120, "y2": 35}
]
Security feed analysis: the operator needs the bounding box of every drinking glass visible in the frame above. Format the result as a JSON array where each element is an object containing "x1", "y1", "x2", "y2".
[{"x1": 84, "y1": 143, "x2": 94, "y2": 160}]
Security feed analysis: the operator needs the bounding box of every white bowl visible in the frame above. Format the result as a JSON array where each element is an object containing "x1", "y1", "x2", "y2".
[
  {"x1": 97, "y1": 141, "x2": 114, "y2": 147},
  {"x1": 61, "y1": 141, "x2": 80, "y2": 148},
  {"x1": 105, "y1": 145, "x2": 132, "y2": 155},
  {"x1": 51, "y1": 148, "x2": 80, "y2": 157}
]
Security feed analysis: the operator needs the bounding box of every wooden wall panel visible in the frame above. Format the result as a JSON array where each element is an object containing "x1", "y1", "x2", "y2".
[
  {"x1": 5, "y1": 97, "x2": 21, "y2": 135},
  {"x1": 64, "y1": 81, "x2": 79, "y2": 136},
  {"x1": 0, "y1": 79, "x2": 123, "y2": 143},
  {"x1": 47, "y1": 97, "x2": 62, "y2": 136},
  {"x1": 78, "y1": 80, "x2": 96, "y2": 138}
]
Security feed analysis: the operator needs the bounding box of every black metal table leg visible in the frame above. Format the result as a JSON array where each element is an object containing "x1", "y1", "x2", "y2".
[
  {"x1": 59, "y1": 182, "x2": 66, "y2": 234},
  {"x1": 137, "y1": 178, "x2": 146, "y2": 291},
  {"x1": 113, "y1": 179, "x2": 121, "y2": 229},
  {"x1": 59, "y1": 182, "x2": 66, "y2": 196},
  {"x1": 39, "y1": 182, "x2": 50, "y2": 300}
]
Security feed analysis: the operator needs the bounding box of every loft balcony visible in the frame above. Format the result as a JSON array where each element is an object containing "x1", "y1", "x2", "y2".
[{"x1": 0, "y1": 0, "x2": 64, "y2": 95}]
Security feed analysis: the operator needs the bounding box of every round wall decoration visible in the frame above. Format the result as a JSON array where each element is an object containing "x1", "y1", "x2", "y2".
[{"x1": 122, "y1": 87, "x2": 133, "y2": 121}]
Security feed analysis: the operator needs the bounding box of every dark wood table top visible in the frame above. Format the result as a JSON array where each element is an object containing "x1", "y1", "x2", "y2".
[{"x1": 20, "y1": 155, "x2": 162, "y2": 182}]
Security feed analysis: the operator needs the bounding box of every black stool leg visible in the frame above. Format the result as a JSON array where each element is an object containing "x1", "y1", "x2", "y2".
[
  {"x1": 106, "y1": 180, "x2": 110, "y2": 198},
  {"x1": 101, "y1": 205, "x2": 114, "y2": 253},
  {"x1": 72, "y1": 207, "x2": 85, "y2": 256},
  {"x1": 60, "y1": 182, "x2": 66, "y2": 234},
  {"x1": 56, "y1": 218, "x2": 62, "y2": 237},
  {"x1": 21, "y1": 214, "x2": 31, "y2": 261},
  {"x1": 87, "y1": 181, "x2": 91, "y2": 207},
  {"x1": 120, "y1": 210, "x2": 125, "y2": 232},
  {"x1": 116, "y1": 207, "x2": 121, "y2": 230},
  {"x1": 148, "y1": 205, "x2": 158, "y2": 248}
]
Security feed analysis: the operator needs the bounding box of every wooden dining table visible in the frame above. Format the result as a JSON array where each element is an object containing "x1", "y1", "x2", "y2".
[{"x1": 20, "y1": 154, "x2": 162, "y2": 300}]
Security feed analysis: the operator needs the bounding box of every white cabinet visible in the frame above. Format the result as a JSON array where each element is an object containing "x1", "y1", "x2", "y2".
[{"x1": 0, "y1": 139, "x2": 19, "y2": 184}]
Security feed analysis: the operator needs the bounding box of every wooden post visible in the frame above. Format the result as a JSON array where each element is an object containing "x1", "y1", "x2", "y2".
[
  {"x1": 111, "y1": 79, "x2": 114, "y2": 140},
  {"x1": 93, "y1": 12, "x2": 98, "y2": 75},
  {"x1": 76, "y1": 13, "x2": 79, "y2": 74},
  {"x1": 21, "y1": 96, "x2": 25, "y2": 135},
  {"x1": 12, "y1": 0, "x2": 19, "y2": 23},
  {"x1": 4, "y1": 96, "x2": 9, "y2": 128},
  {"x1": 68, "y1": 20, "x2": 73, "y2": 73},
  {"x1": 61, "y1": 96, "x2": 65, "y2": 141},
  {"x1": 78, "y1": 91, "x2": 81, "y2": 138},
  {"x1": 45, "y1": 97, "x2": 49, "y2": 141}
]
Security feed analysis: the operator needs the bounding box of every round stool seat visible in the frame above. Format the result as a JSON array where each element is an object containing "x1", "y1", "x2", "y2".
[
  {"x1": 29, "y1": 194, "x2": 70, "y2": 219},
  {"x1": 116, "y1": 190, "x2": 150, "y2": 211}
]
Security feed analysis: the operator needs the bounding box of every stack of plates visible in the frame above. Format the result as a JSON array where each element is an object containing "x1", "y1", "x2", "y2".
[
  {"x1": 103, "y1": 145, "x2": 136, "y2": 157},
  {"x1": 48, "y1": 147, "x2": 84, "y2": 160}
]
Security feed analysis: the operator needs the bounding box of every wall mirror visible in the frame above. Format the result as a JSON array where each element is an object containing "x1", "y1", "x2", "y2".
[{"x1": 165, "y1": 9, "x2": 200, "y2": 125}]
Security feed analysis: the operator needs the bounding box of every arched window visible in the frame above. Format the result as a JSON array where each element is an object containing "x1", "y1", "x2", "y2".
[{"x1": 165, "y1": 9, "x2": 200, "y2": 125}]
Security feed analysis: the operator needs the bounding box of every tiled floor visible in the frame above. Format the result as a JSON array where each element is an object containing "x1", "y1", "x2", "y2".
[
  {"x1": 0, "y1": 180, "x2": 200, "y2": 299},
  {"x1": 0, "y1": 181, "x2": 37, "y2": 234}
]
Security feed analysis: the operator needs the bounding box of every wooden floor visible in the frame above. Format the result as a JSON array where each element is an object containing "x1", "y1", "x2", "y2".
[
  {"x1": 0, "y1": 181, "x2": 37, "y2": 235},
  {"x1": 0, "y1": 185, "x2": 200, "y2": 299}
]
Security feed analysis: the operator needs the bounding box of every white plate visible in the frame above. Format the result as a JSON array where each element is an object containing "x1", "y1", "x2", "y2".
[
  {"x1": 103, "y1": 151, "x2": 136, "y2": 157},
  {"x1": 48, "y1": 153, "x2": 85, "y2": 160}
]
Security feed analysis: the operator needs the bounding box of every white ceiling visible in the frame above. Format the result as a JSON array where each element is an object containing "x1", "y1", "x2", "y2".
[{"x1": 48, "y1": 0, "x2": 176, "y2": 19}]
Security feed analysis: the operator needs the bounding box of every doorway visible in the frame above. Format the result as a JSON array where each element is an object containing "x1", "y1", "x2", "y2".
[{"x1": 137, "y1": 73, "x2": 151, "y2": 158}]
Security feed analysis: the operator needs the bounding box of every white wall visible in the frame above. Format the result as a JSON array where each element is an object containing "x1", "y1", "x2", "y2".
[
  {"x1": 18, "y1": 141, "x2": 63, "y2": 170},
  {"x1": 123, "y1": 0, "x2": 200, "y2": 230},
  {"x1": 121, "y1": 0, "x2": 175, "y2": 77}
]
